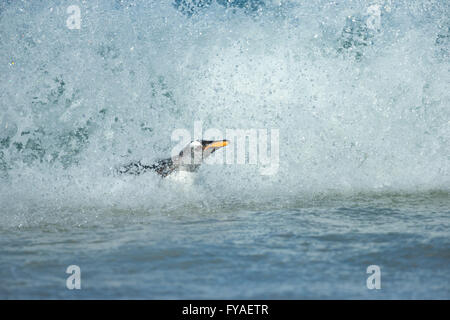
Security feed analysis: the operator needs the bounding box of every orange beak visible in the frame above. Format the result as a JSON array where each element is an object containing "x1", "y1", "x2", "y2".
[{"x1": 204, "y1": 140, "x2": 229, "y2": 151}]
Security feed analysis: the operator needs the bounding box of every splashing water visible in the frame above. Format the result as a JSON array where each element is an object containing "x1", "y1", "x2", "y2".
[{"x1": 0, "y1": 1, "x2": 449, "y2": 299}]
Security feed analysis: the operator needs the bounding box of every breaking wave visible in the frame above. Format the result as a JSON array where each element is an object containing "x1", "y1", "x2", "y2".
[{"x1": 0, "y1": 0, "x2": 449, "y2": 227}]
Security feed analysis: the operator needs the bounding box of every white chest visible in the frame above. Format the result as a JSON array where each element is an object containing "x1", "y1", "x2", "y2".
[{"x1": 165, "y1": 170, "x2": 195, "y2": 185}]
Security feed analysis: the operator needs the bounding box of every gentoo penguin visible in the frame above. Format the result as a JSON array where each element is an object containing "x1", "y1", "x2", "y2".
[{"x1": 118, "y1": 140, "x2": 229, "y2": 178}]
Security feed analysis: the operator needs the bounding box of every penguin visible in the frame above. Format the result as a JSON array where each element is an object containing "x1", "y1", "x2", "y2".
[{"x1": 118, "y1": 140, "x2": 229, "y2": 178}]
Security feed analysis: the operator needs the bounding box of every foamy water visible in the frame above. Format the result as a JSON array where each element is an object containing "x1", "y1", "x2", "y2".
[{"x1": 0, "y1": 0, "x2": 449, "y2": 299}]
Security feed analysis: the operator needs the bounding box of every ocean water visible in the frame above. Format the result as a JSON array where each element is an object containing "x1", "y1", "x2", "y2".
[{"x1": 0, "y1": 0, "x2": 449, "y2": 299}]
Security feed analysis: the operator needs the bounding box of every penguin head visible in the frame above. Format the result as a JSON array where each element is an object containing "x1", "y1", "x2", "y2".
[
  {"x1": 177, "y1": 139, "x2": 229, "y2": 165},
  {"x1": 200, "y1": 139, "x2": 229, "y2": 158}
]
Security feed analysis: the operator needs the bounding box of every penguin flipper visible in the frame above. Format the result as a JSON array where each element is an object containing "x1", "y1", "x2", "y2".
[
  {"x1": 117, "y1": 161, "x2": 152, "y2": 175},
  {"x1": 117, "y1": 159, "x2": 175, "y2": 177}
]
